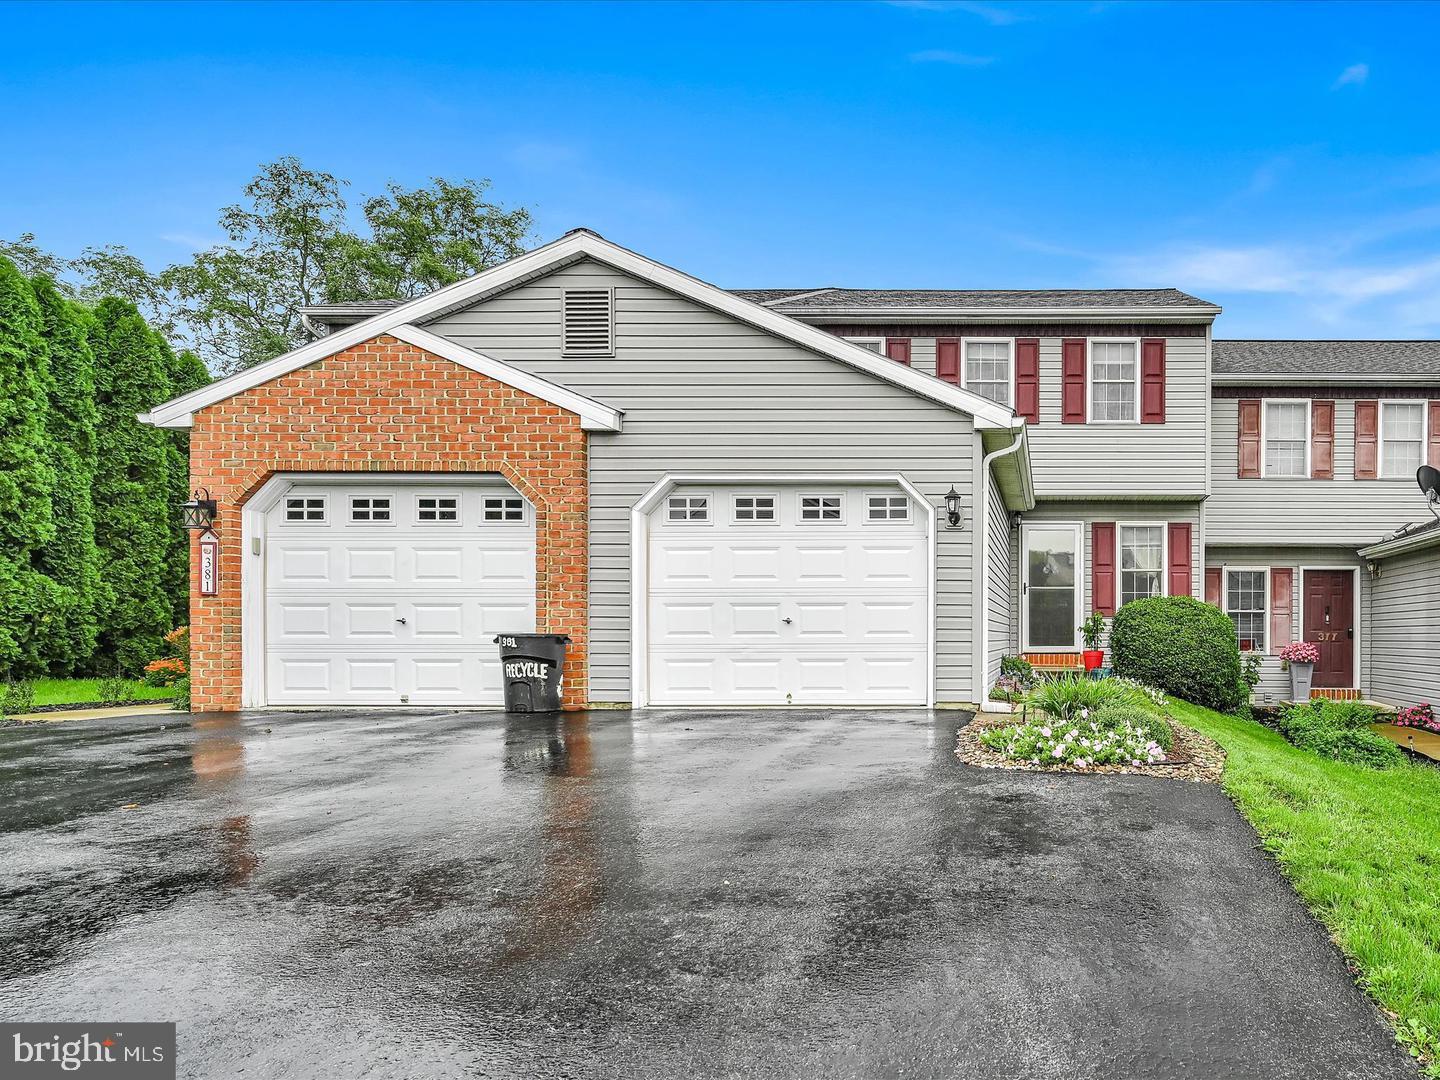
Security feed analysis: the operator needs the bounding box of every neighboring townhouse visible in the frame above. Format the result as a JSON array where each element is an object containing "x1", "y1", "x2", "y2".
[
  {"x1": 1206, "y1": 340, "x2": 1440, "y2": 703},
  {"x1": 141, "y1": 230, "x2": 1439, "y2": 712}
]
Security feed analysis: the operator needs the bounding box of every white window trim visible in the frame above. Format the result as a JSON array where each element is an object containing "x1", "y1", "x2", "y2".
[
  {"x1": 731, "y1": 492, "x2": 779, "y2": 525},
  {"x1": 1116, "y1": 521, "x2": 1168, "y2": 607},
  {"x1": 1086, "y1": 338, "x2": 1141, "y2": 425},
  {"x1": 664, "y1": 493, "x2": 714, "y2": 525},
  {"x1": 842, "y1": 336, "x2": 886, "y2": 356},
  {"x1": 863, "y1": 492, "x2": 912, "y2": 524},
  {"x1": 1020, "y1": 520, "x2": 1084, "y2": 652},
  {"x1": 348, "y1": 495, "x2": 396, "y2": 526},
  {"x1": 1299, "y1": 565, "x2": 1360, "y2": 689},
  {"x1": 798, "y1": 492, "x2": 847, "y2": 524},
  {"x1": 959, "y1": 337, "x2": 1016, "y2": 409},
  {"x1": 1223, "y1": 565, "x2": 1270, "y2": 656},
  {"x1": 481, "y1": 494, "x2": 529, "y2": 525},
  {"x1": 1378, "y1": 400, "x2": 1428, "y2": 480},
  {"x1": 281, "y1": 495, "x2": 328, "y2": 524},
  {"x1": 1259, "y1": 398, "x2": 1312, "y2": 479},
  {"x1": 414, "y1": 493, "x2": 463, "y2": 526}
]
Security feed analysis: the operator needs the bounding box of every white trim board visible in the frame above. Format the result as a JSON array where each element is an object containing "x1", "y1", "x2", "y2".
[
  {"x1": 139, "y1": 229, "x2": 1019, "y2": 431},
  {"x1": 629, "y1": 472, "x2": 939, "y2": 708}
]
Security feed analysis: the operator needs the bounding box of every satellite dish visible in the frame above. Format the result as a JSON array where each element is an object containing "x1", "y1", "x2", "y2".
[{"x1": 1418, "y1": 465, "x2": 1440, "y2": 522}]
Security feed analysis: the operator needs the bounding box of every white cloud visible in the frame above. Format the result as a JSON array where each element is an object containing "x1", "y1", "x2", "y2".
[
  {"x1": 908, "y1": 49, "x2": 995, "y2": 66},
  {"x1": 887, "y1": 0, "x2": 1027, "y2": 25},
  {"x1": 1333, "y1": 62, "x2": 1369, "y2": 89},
  {"x1": 506, "y1": 141, "x2": 581, "y2": 170},
  {"x1": 1100, "y1": 244, "x2": 1440, "y2": 330}
]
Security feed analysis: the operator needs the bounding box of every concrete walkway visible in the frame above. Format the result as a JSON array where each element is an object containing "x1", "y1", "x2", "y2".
[{"x1": 0, "y1": 709, "x2": 1416, "y2": 1079}]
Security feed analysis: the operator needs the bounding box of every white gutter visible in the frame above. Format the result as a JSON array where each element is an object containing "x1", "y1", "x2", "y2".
[
  {"x1": 977, "y1": 424, "x2": 1028, "y2": 695},
  {"x1": 1359, "y1": 525, "x2": 1440, "y2": 560}
]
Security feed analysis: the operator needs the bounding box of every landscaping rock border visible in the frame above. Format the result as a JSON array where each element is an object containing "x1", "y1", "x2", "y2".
[{"x1": 957, "y1": 712, "x2": 1226, "y2": 784}]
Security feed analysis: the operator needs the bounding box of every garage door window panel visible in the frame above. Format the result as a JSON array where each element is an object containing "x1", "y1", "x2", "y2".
[
  {"x1": 732, "y1": 494, "x2": 777, "y2": 523},
  {"x1": 416, "y1": 495, "x2": 461, "y2": 524},
  {"x1": 483, "y1": 496, "x2": 527, "y2": 523},
  {"x1": 800, "y1": 494, "x2": 845, "y2": 523},
  {"x1": 666, "y1": 495, "x2": 711, "y2": 523},
  {"x1": 866, "y1": 494, "x2": 911, "y2": 523},
  {"x1": 284, "y1": 496, "x2": 327, "y2": 523},
  {"x1": 350, "y1": 497, "x2": 393, "y2": 524}
]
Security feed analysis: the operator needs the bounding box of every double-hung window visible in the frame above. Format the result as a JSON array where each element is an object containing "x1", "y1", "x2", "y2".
[
  {"x1": 1225, "y1": 569, "x2": 1267, "y2": 653},
  {"x1": 1381, "y1": 401, "x2": 1425, "y2": 478},
  {"x1": 844, "y1": 337, "x2": 885, "y2": 355},
  {"x1": 1119, "y1": 525, "x2": 1164, "y2": 606},
  {"x1": 1263, "y1": 401, "x2": 1309, "y2": 477},
  {"x1": 963, "y1": 339, "x2": 1012, "y2": 407},
  {"x1": 1089, "y1": 340, "x2": 1138, "y2": 422}
]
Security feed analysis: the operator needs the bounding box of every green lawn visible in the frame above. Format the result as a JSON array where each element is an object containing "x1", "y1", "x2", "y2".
[
  {"x1": 28, "y1": 678, "x2": 177, "y2": 709},
  {"x1": 1172, "y1": 699, "x2": 1440, "y2": 1075}
]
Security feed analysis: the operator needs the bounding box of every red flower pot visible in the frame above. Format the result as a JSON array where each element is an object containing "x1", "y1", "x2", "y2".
[{"x1": 1082, "y1": 650, "x2": 1104, "y2": 672}]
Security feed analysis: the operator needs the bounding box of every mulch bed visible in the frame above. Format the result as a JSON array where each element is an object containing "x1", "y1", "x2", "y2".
[{"x1": 957, "y1": 711, "x2": 1226, "y2": 784}]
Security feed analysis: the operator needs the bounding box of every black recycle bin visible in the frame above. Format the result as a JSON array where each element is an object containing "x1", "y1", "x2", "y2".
[{"x1": 495, "y1": 634, "x2": 571, "y2": 713}]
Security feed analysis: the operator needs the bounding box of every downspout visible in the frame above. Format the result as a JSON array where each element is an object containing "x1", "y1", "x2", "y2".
[{"x1": 978, "y1": 424, "x2": 1027, "y2": 698}]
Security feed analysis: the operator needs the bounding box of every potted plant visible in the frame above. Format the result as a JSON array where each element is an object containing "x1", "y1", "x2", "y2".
[
  {"x1": 1078, "y1": 613, "x2": 1106, "y2": 672},
  {"x1": 1279, "y1": 641, "x2": 1320, "y2": 701}
]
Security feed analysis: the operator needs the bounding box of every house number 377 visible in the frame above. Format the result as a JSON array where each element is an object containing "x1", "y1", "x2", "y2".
[{"x1": 1315, "y1": 631, "x2": 1341, "y2": 642}]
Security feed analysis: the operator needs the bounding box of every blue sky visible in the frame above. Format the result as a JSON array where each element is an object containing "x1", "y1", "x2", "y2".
[{"x1": 3, "y1": 0, "x2": 1439, "y2": 338}]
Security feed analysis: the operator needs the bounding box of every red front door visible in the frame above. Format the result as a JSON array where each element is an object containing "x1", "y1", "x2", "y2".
[{"x1": 1302, "y1": 570, "x2": 1354, "y2": 688}]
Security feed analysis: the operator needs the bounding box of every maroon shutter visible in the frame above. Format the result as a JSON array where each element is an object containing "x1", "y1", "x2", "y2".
[
  {"x1": 1140, "y1": 338, "x2": 1166, "y2": 423},
  {"x1": 1061, "y1": 339, "x2": 1086, "y2": 424},
  {"x1": 885, "y1": 338, "x2": 911, "y2": 366},
  {"x1": 1015, "y1": 338, "x2": 1040, "y2": 423},
  {"x1": 1354, "y1": 400, "x2": 1379, "y2": 479},
  {"x1": 1167, "y1": 523, "x2": 1192, "y2": 597},
  {"x1": 1270, "y1": 568, "x2": 1294, "y2": 653},
  {"x1": 1237, "y1": 400, "x2": 1262, "y2": 478},
  {"x1": 1204, "y1": 568, "x2": 1223, "y2": 607},
  {"x1": 1429, "y1": 401, "x2": 1440, "y2": 467},
  {"x1": 1091, "y1": 521, "x2": 1116, "y2": 616},
  {"x1": 1311, "y1": 400, "x2": 1334, "y2": 479},
  {"x1": 936, "y1": 338, "x2": 960, "y2": 384}
]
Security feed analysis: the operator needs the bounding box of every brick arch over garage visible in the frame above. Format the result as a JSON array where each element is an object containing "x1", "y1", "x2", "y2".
[{"x1": 187, "y1": 335, "x2": 588, "y2": 711}]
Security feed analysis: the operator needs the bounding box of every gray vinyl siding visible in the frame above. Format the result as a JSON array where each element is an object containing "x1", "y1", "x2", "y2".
[
  {"x1": 1006, "y1": 500, "x2": 1203, "y2": 655},
  {"x1": 1209, "y1": 397, "x2": 1430, "y2": 546},
  {"x1": 984, "y1": 470, "x2": 1012, "y2": 687},
  {"x1": 1206, "y1": 546, "x2": 1367, "y2": 701},
  {"x1": 1027, "y1": 337, "x2": 1209, "y2": 498},
  {"x1": 1364, "y1": 545, "x2": 1439, "y2": 706},
  {"x1": 424, "y1": 259, "x2": 979, "y2": 702}
]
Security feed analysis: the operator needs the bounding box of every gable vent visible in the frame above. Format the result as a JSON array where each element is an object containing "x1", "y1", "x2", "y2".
[{"x1": 562, "y1": 288, "x2": 614, "y2": 356}]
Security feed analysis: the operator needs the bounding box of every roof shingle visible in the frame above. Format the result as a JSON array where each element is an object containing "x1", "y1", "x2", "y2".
[
  {"x1": 1214, "y1": 339, "x2": 1440, "y2": 378},
  {"x1": 730, "y1": 287, "x2": 1218, "y2": 312}
]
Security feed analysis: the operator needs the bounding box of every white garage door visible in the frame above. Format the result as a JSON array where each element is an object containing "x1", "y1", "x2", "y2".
[
  {"x1": 647, "y1": 485, "x2": 930, "y2": 706},
  {"x1": 264, "y1": 480, "x2": 536, "y2": 706}
]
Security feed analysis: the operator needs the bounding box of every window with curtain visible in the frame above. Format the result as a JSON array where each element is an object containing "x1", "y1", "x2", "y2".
[
  {"x1": 964, "y1": 340, "x2": 1012, "y2": 406},
  {"x1": 1381, "y1": 402, "x2": 1425, "y2": 478},
  {"x1": 1225, "y1": 569, "x2": 1267, "y2": 652},
  {"x1": 1120, "y1": 525, "x2": 1164, "y2": 606},
  {"x1": 1264, "y1": 401, "x2": 1308, "y2": 477},
  {"x1": 1090, "y1": 341, "x2": 1137, "y2": 422}
]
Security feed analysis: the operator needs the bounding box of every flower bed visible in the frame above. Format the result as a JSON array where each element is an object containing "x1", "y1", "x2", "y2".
[
  {"x1": 958, "y1": 673, "x2": 1225, "y2": 782},
  {"x1": 1396, "y1": 703, "x2": 1439, "y2": 735}
]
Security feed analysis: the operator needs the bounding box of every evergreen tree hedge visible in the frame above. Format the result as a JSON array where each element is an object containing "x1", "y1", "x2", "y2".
[
  {"x1": 89, "y1": 298, "x2": 178, "y2": 674},
  {"x1": 0, "y1": 257, "x2": 61, "y2": 675},
  {"x1": 31, "y1": 275, "x2": 102, "y2": 673}
]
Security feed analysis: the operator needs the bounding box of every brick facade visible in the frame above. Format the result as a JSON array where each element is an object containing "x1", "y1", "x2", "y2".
[{"x1": 187, "y1": 335, "x2": 588, "y2": 711}]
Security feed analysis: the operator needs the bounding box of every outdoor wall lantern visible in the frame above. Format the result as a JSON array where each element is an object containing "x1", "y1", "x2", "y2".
[
  {"x1": 944, "y1": 486, "x2": 964, "y2": 529},
  {"x1": 180, "y1": 489, "x2": 218, "y2": 531}
]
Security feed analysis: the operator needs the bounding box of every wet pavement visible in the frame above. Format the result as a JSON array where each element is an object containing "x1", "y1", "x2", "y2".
[{"x1": 0, "y1": 708, "x2": 1415, "y2": 1079}]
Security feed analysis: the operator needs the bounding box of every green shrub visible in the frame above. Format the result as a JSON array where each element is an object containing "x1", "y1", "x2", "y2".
[
  {"x1": 999, "y1": 655, "x2": 1036, "y2": 688},
  {"x1": 171, "y1": 675, "x2": 190, "y2": 712},
  {"x1": 96, "y1": 671, "x2": 129, "y2": 707},
  {"x1": 1092, "y1": 701, "x2": 1173, "y2": 750},
  {"x1": 1277, "y1": 701, "x2": 1403, "y2": 768},
  {"x1": 2, "y1": 677, "x2": 36, "y2": 717},
  {"x1": 1109, "y1": 596, "x2": 1243, "y2": 713}
]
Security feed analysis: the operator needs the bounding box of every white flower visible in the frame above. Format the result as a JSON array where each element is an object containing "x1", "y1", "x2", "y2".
[
  {"x1": 1051, "y1": 746, "x2": 1064, "y2": 758},
  {"x1": 1040, "y1": 726, "x2": 1052, "y2": 737}
]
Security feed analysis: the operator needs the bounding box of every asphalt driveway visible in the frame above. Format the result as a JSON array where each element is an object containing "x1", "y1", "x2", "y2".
[{"x1": 0, "y1": 709, "x2": 1416, "y2": 1079}]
